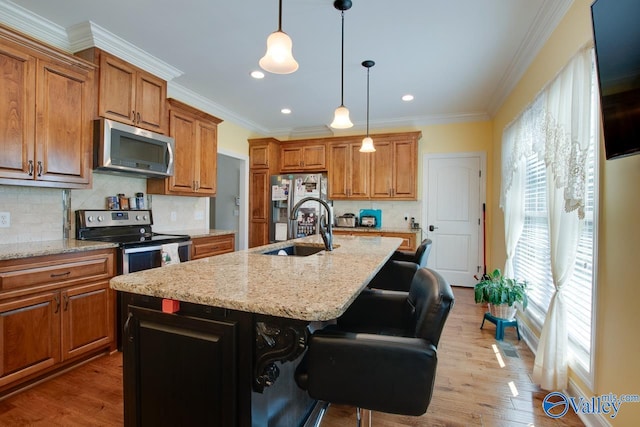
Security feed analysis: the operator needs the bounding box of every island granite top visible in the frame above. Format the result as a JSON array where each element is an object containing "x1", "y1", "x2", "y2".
[{"x1": 110, "y1": 234, "x2": 402, "y2": 321}]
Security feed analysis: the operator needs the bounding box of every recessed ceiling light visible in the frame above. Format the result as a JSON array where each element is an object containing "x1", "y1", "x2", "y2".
[
  {"x1": 402, "y1": 94, "x2": 414, "y2": 101},
  {"x1": 281, "y1": 108, "x2": 292, "y2": 114},
  {"x1": 251, "y1": 70, "x2": 265, "y2": 79}
]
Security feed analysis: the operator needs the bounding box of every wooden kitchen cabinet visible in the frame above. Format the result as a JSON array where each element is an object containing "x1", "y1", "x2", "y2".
[
  {"x1": 121, "y1": 296, "x2": 253, "y2": 427},
  {"x1": 191, "y1": 234, "x2": 236, "y2": 260},
  {"x1": 147, "y1": 99, "x2": 222, "y2": 196},
  {"x1": 76, "y1": 48, "x2": 167, "y2": 134},
  {"x1": 0, "y1": 249, "x2": 116, "y2": 395},
  {"x1": 369, "y1": 132, "x2": 420, "y2": 200},
  {"x1": 249, "y1": 138, "x2": 280, "y2": 169},
  {"x1": 280, "y1": 141, "x2": 327, "y2": 172},
  {"x1": 249, "y1": 138, "x2": 280, "y2": 247},
  {"x1": 0, "y1": 291, "x2": 61, "y2": 389},
  {"x1": 249, "y1": 169, "x2": 271, "y2": 248},
  {"x1": 328, "y1": 140, "x2": 370, "y2": 200},
  {"x1": 0, "y1": 24, "x2": 94, "y2": 189}
]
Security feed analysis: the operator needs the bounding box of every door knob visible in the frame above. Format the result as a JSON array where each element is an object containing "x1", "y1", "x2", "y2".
[{"x1": 429, "y1": 225, "x2": 439, "y2": 232}]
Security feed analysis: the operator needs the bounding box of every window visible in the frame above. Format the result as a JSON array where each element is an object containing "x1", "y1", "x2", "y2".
[{"x1": 512, "y1": 65, "x2": 598, "y2": 376}]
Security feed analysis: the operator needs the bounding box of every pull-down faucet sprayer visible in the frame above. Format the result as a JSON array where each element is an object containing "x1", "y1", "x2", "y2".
[{"x1": 289, "y1": 197, "x2": 333, "y2": 251}]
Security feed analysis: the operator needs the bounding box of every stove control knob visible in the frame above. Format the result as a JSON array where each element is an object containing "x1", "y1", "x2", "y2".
[
  {"x1": 139, "y1": 228, "x2": 145, "y2": 234},
  {"x1": 97, "y1": 215, "x2": 104, "y2": 222},
  {"x1": 136, "y1": 215, "x2": 142, "y2": 221},
  {"x1": 87, "y1": 215, "x2": 94, "y2": 223}
]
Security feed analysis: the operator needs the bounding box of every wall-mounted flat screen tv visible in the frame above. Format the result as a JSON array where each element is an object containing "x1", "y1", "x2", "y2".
[{"x1": 591, "y1": 0, "x2": 640, "y2": 160}]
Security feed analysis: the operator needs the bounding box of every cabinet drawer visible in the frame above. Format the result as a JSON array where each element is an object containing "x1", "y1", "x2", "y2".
[
  {"x1": 382, "y1": 232, "x2": 417, "y2": 252},
  {"x1": 192, "y1": 235, "x2": 235, "y2": 260},
  {"x1": 0, "y1": 251, "x2": 114, "y2": 293}
]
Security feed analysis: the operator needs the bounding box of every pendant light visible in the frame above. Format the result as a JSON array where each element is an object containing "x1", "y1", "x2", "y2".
[
  {"x1": 360, "y1": 60, "x2": 376, "y2": 152},
  {"x1": 259, "y1": 0, "x2": 299, "y2": 74},
  {"x1": 330, "y1": 0, "x2": 353, "y2": 129}
]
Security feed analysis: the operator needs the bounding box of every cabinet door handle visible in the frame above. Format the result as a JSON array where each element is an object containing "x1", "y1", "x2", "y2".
[
  {"x1": 63, "y1": 295, "x2": 69, "y2": 311},
  {"x1": 132, "y1": 110, "x2": 136, "y2": 123},
  {"x1": 50, "y1": 271, "x2": 71, "y2": 278},
  {"x1": 28, "y1": 160, "x2": 34, "y2": 176},
  {"x1": 37, "y1": 161, "x2": 43, "y2": 176},
  {"x1": 54, "y1": 294, "x2": 60, "y2": 314},
  {"x1": 124, "y1": 312, "x2": 134, "y2": 343},
  {"x1": 137, "y1": 112, "x2": 141, "y2": 124}
]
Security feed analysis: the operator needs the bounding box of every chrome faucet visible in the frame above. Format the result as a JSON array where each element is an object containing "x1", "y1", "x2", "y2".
[{"x1": 289, "y1": 197, "x2": 333, "y2": 251}]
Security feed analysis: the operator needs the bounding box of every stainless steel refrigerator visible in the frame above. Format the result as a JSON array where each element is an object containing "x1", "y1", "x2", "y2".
[{"x1": 270, "y1": 173, "x2": 331, "y2": 242}]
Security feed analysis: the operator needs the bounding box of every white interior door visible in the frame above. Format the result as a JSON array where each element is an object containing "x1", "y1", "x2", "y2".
[{"x1": 423, "y1": 153, "x2": 485, "y2": 287}]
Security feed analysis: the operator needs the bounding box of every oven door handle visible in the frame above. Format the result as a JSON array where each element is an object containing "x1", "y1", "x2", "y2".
[{"x1": 122, "y1": 240, "x2": 192, "y2": 254}]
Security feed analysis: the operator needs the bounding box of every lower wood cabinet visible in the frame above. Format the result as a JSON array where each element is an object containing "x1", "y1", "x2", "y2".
[
  {"x1": 0, "y1": 249, "x2": 115, "y2": 394},
  {"x1": 333, "y1": 229, "x2": 418, "y2": 252},
  {"x1": 191, "y1": 234, "x2": 235, "y2": 260}
]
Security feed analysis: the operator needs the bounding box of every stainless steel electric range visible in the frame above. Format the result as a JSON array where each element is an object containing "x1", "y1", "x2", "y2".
[{"x1": 75, "y1": 209, "x2": 192, "y2": 349}]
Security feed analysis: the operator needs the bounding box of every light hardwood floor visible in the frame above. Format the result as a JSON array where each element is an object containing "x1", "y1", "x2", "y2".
[{"x1": 0, "y1": 287, "x2": 584, "y2": 426}]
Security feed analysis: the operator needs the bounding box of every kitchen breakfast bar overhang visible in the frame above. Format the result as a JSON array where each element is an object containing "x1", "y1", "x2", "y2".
[{"x1": 110, "y1": 234, "x2": 402, "y2": 426}]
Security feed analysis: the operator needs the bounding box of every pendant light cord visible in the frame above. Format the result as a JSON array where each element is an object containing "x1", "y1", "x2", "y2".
[
  {"x1": 340, "y1": 10, "x2": 345, "y2": 107},
  {"x1": 366, "y1": 66, "x2": 370, "y2": 136},
  {"x1": 277, "y1": 0, "x2": 283, "y2": 31}
]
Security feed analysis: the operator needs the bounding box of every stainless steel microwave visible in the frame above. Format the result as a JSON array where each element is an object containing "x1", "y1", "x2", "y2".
[{"x1": 94, "y1": 118, "x2": 175, "y2": 178}]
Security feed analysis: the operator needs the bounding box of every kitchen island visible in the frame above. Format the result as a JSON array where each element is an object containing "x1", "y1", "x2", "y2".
[{"x1": 110, "y1": 234, "x2": 402, "y2": 427}]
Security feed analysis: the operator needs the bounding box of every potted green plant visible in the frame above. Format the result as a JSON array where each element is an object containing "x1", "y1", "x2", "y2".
[{"x1": 474, "y1": 269, "x2": 528, "y2": 319}]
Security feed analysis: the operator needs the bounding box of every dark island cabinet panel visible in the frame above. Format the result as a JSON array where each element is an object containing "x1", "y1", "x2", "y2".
[{"x1": 123, "y1": 304, "x2": 239, "y2": 426}]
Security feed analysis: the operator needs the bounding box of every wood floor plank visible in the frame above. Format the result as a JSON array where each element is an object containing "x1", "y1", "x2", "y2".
[{"x1": 0, "y1": 287, "x2": 584, "y2": 426}]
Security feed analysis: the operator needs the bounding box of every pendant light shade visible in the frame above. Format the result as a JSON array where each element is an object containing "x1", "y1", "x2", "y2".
[
  {"x1": 360, "y1": 136, "x2": 375, "y2": 152},
  {"x1": 360, "y1": 60, "x2": 376, "y2": 152},
  {"x1": 331, "y1": 105, "x2": 353, "y2": 129},
  {"x1": 330, "y1": 0, "x2": 353, "y2": 129},
  {"x1": 260, "y1": 0, "x2": 298, "y2": 74}
]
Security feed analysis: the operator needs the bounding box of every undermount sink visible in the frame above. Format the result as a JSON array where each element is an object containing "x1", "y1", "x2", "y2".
[{"x1": 261, "y1": 244, "x2": 325, "y2": 257}]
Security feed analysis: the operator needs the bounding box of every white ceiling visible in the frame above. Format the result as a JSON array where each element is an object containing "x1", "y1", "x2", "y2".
[{"x1": 1, "y1": 0, "x2": 573, "y2": 138}]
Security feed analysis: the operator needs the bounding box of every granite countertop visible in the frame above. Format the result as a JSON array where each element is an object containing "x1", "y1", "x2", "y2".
[
  {"x1": 0, "y1": 239, "x2": 118, "y2": 261},
  {"x1": 110, "y1": 234, "x2": 402, "y2": 321},
  {"x1": 184, "y1": 229, "x2": 236, "y2": 239},
  {"x1": 333, "y1": 226, "x2": 421, "y2": 234}
]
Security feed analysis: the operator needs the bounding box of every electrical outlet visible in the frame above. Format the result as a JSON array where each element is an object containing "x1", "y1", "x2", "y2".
[{"x1": 0, "y1": 212, "x2": 10, "y2": 228}]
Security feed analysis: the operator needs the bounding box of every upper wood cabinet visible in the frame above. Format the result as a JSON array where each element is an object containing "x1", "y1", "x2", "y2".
[
  {"x1": 0, "y1": 25, "x2": 94, "y2": 189},
  {"x1": 147, "y1": 99, "x2": 222, "y2": 196},
  {"x1": 249, "y1": 138, "x2": 280, "y2": 169},
  {"x1": 76, "y1": 48, "x2": 167, "y2": 134},
  {"x1": 280, "y1": 141, "x2": 327, "y2": 172},
  {"x1": 370, "y1": 132, "x2": 420, "y2": 200},
  {"x1": 328, "y1": 140, "x2": 370, "y2": 200}
]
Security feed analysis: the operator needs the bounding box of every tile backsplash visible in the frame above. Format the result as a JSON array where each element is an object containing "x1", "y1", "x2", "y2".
[
  {"x1": 0, "y1": 173, "x2": 209, "y2": 244},
  {"x1": 332, "y1": 200, "x2": 423, "y2": 230},
  {"x1": 0, "y1": 185, "x2": 65, "y2": 243}
]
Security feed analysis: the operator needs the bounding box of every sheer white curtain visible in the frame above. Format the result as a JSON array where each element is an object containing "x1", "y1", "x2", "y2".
[{"x1": 501, "y1": 46, "x2": 593, "y2": 390}]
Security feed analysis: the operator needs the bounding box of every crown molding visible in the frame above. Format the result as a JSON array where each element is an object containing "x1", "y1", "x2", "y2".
[
  {"x1": 0, "y1": 2, "x2": 182, "y2": 81},
  {"x1": 67, "y1": 21, "x2": 182, "y2": 81},
  {"x1": 167, "y1": 82, "x2": 267, "y2": 134},
  {"x1": 487, "y1": 0, "x2": 574, "y2": 116},
  {"x1": 0, "y1": 0, "x2": 69, "y2": 49}
]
